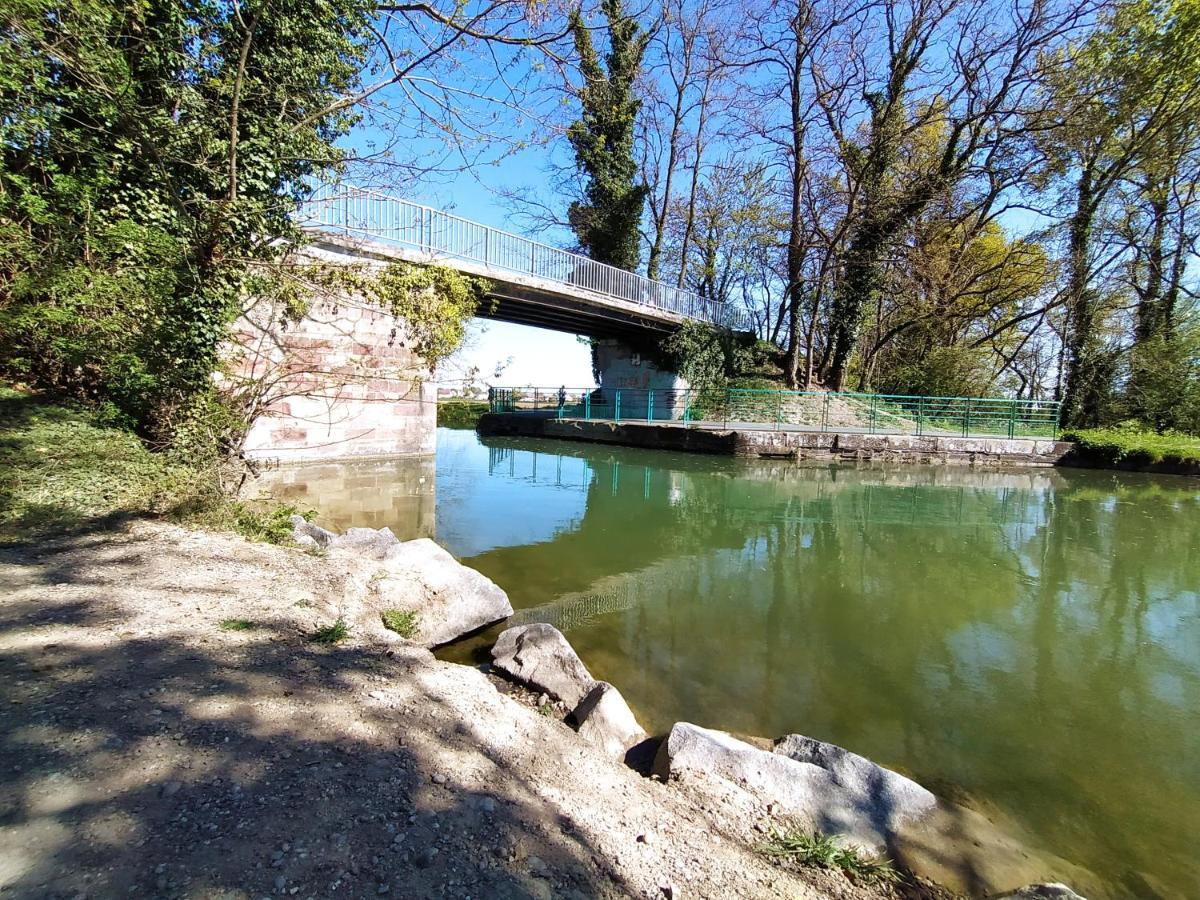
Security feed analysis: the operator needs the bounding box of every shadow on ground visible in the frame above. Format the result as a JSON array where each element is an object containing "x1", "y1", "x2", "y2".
[{"x1": 0, "y1": 523, "x2": 644, "y2": 900}]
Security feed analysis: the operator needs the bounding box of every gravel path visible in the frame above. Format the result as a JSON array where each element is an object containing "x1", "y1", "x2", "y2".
[{"x1": 0, "y1": 521, "x2": 896, "y2": 900}]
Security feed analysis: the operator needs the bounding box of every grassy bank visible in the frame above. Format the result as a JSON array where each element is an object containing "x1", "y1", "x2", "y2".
[
  {"x1": 0, "y1": 387, "x2": 302, "y2": 543},
  {"x1": 1063, "y1": 426, "x2": 1200, "y2": 472},
  {"x1": 437, "y1": 400, "x2": 489, "y2": 429}
]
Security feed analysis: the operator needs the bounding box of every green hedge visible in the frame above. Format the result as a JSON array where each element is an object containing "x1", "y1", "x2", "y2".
[
  {"x1": 1062, "y1": 426, "x2": 1200, "y2": 466},
  {"x1": 437, "y1": 400, "x2": 489, "y2": 429}
]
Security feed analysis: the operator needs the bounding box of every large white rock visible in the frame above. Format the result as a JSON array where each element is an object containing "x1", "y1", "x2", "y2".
[
  {"x1": 654, "y1": 723, "x2": 932, "y2": 854},
  {"x1": 993, "y1": 885, "x2": 1087, "y2": 900},
  {"x1": 571, "y1": 681, "x2": 646, "y2": 760},
  {"x1": 371, "y1": 539, "x2": 512, "y2": 648},
  {"x1": 491, "y1": 623, "x2": 597, "y2": 708},
  {"x1": 334, "y1": 526, "x2": 402, "y2": 560},
  {"x1": 290, "y1": 515, "x2": 335, "y2": 549},
  {"x1": 773, "y1": 733, "x2": 937, "y2": 826}
]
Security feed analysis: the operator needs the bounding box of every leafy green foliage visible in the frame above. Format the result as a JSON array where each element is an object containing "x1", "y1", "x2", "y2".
[
  {"x1": 1063, "y1": 425, "x2": 1200, "y2": 465},
  {"x1": 661, "y1": 321, "x2": 779, "y2": 391},
  {"x1": 380, "y1": 609, "x2": 419, "y2": 639},
  {"x1": 367, "y1": 263, "x2": 487, "y2": 370},
  {"x1": 0, "y1": 0, "x2": 372, "y2": 440},
  {"x1": 437, "y1": 401, "x2": 490, "y2": 429},
  {"x1": 1125, "y1": 327, "x2": 1200, "y2": 433},
  {"x1": 309, "y1": 619, "x2": 350, "y2": 644},
  {"x1": 758, "y1": 827, "x2": 898, "y2": 884},
  {"x1": 566, "y1": 0, "x2": 649, "y2": 269}
]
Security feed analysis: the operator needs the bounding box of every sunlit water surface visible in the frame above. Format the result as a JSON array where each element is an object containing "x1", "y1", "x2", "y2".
[{"x1": 263, "y1": 427, "x2": 1200, "y2": 897}]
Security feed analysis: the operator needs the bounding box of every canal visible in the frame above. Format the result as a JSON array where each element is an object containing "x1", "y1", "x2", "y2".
[{"x1": 263, "y1": 427, "x2": 1200, "y2": 897}]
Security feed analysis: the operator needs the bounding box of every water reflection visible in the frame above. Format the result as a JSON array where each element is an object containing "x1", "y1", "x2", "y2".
[{"x1": 267, "y1": 429, "x2": 1200, "y2": 897}]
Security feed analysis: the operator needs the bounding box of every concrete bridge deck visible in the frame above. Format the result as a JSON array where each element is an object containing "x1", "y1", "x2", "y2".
[{"x1": 298, "y1": 185, "x2": 749, "y2": 338}]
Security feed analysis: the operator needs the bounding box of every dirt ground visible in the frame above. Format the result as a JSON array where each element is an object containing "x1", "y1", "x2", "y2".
[{"x1": 0, "y1": 519, "x2": 903, "y2": 900}]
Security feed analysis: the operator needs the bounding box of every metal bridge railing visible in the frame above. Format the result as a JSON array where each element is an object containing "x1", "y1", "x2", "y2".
[
  {"x1": 488, "y1": 386, "x2": 1061, "y2": 440},
  {"x1": 297, "y1": 184, "x2": 749, "y2": 331}
]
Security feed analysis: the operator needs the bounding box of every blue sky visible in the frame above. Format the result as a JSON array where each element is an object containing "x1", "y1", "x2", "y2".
[{"x1": 347, "y1": 100, "x2": 595, "y2": 390}]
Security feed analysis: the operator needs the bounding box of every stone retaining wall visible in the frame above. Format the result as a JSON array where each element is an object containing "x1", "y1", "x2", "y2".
[{"x1": 478, "y1": 414, "x2": 1073, "y2": 467}]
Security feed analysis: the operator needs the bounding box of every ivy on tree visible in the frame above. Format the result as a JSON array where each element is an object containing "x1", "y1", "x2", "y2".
[{"x1": 566, "y1": 0, "x2": 650, "y2": 271}]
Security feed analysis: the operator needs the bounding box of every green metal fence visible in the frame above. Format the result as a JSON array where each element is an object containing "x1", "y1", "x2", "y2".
[{"x1": 488, "y1": 386, "x2": 1060, "y2": 440}]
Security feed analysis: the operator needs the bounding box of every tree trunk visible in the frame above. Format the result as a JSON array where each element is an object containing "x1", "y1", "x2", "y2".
[{"x1": 1059, "y1": 171, "x2": 1101, "y2": 428}]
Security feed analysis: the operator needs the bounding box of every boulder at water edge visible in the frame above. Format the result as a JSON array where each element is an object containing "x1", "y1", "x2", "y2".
[
  {"x1": 290, "y1": 516, "x2": 402, "y2": 560},
  {"x1": 291, "y1": 515, "x2": 335, "y2": 550},
  {"x1": 773, "y1": 733, "x2": 936, "y2": 825},
  {"x1": 491, "y1": 623, "x2": 597, "y2": 708},
  {"x1": 654, "y1": 722, "x2": 934, "y2": 854},
  {"x1": 571, "y1": 681, "x2": 646, "y2": 760},
  {"x1": 993, "y1": 885, "x2": 1087, "y2": 900},
  {"x1": 370, "y1": 538, "x2": 513, "y2": 648}
]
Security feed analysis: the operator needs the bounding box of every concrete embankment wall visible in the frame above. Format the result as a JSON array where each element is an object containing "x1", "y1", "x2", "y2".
[{"x1": 478, "y1": 413, "x2": 1074, "y2": 467}]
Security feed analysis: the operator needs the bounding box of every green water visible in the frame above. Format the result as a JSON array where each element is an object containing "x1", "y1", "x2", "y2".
[{"x1": 267, "y1": 428, "x2": 1200, "y2": 897}]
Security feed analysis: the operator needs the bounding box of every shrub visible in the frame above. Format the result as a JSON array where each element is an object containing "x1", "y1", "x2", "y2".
[
  {"x1": 1062, "y1": 425, "x2": 1200, "y2": 465},
  {"x1": 380, "y1": 609, "x2": 419, "y2": 639},
  {"x1": 309, "y1": 619, "x2": 350, "y2": 644},
  {"x1": 758, "y1": 827, "x2": 897, "y2": 884}
]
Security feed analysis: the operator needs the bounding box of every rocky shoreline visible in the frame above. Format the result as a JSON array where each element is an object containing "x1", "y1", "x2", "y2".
[
  {"x1": 286, "y1": 517, "x2": 1095, "y2": 900},
  {"x1": 0, "y1": 515, "x2": 1098, "y2": 899}
]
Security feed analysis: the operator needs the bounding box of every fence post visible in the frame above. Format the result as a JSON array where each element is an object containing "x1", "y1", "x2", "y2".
[
  {"x1": 776, "y1": 390, "x2": 783, "y2": 431},
  {"x1": 534, "y1": 388, "x2": 539, "y2": 411},
  {"x1": 1008, "y1": 401, "x2": 1017, "y2": 438},
  {"x1": 723, "y1": 388, "x2": 730, "y2": 429},
  {"x1": 822, "y1": 392, "x2": 831, "y2": 432},
  {"x1": 917, "y1": 397, "x2": 925, "y2": 436},
  {"x1": 870, "y1": 395, "x2": 878, "y2": 434},
  {"x1": 615, "y1": 390, "x2": 621, "y2": 423},
  {"x1": 585, "y1": 393, "x2": 591, "y2": 421},
  {"x1": 484, "y1": 229, "x2": 491, "y2": 266},
  {"x1": 963, "y1": 399, "x2": 971, "y2": 437},
  {"x1": 647, "y1": 390, "x2": 654, "y2": 422},
  {"x1": 683, "y1": 390, "x2": 692, "y2": 425}
]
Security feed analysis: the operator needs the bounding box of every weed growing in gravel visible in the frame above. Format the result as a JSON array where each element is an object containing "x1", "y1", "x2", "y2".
[
  {"x1": 380, "y1": 608, "x2": 419, "y2": 638},
  {"x1": 309, "y1": 619, "x2": 349, "y2": 644},
  {"x1": 758, "y1": 827, "x2": 897, "y2": 884},
  {"x1": 219, "y1": 618, "x2": 258, "y2": 631}
]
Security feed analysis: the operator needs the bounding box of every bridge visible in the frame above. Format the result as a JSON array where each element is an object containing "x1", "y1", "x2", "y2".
[
  {"x1": 296, "y1": 185, "x2": 748, "y2": 338},
  {"x1": 235, "y1": 184, "x2": 747, "y2": 461}
]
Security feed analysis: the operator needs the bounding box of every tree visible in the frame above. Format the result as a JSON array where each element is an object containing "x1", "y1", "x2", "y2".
[
  {"x1": 567, "y1": 0, "x2": 651, "y2": 269},
  {"x1": 0, "y1": 0, "x2": 371, "y2": 436},
  {"x1": 1042, "y1": 0, "x2": 1200, "y2": 427}
]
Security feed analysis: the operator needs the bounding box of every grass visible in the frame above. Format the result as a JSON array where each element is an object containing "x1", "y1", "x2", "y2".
[
  {"x1": 1063, "y1": 424, "x2": 1200, "y2": 466},
  {"x1": 758, "y1": 827, "x2": 898, "y2": 885},
  {"x1": 379, "y1": 608, "x2": 419, "y2": 639},
  {"x1": 219, "y1": 618, "x2": 258, "y2": 631},
  {"x1": 437, "y1": 400, "x2": 489, "y2": 429},
  {"x1": 308, "y1": 619, "x2": 349, "y2": 644},
  {"x1": 0, "y1": 385, "x2": 311, "y2": 544}
]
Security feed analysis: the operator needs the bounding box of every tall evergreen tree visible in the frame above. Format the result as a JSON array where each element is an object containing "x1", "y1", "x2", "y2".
[{"x1": 567, "y1": 0, "x2": 650, "y2": 271}]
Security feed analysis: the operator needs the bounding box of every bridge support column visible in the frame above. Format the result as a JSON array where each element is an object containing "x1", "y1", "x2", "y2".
[
  {"x1": 226, "y1": 246, "x2": 436, "y2": 462},
  {"x1": 593, "y1": 338, "x2": 689, "y2": 420}
]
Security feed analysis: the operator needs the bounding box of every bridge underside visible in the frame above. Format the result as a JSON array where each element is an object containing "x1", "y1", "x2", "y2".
[{"x1": 482, "y1": 284, "x2": 675, "y2": 339}]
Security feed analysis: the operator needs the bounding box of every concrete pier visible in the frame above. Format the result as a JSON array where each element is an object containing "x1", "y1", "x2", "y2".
[{"x1": 478, "y1": 413, "x2": 1074, "y2": 467}]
